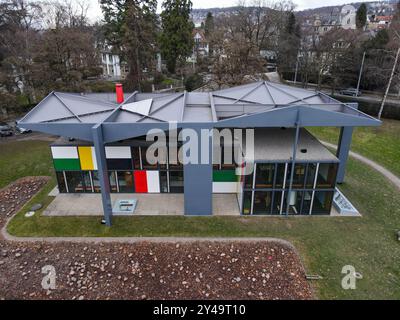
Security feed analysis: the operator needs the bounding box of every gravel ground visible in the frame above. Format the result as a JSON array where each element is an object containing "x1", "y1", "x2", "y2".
[
  {"x1": 0, "y1": 177, "x2": 50, "y2": 228},
  {"x1": 0, "y1": 177, "x2": 313, "y2": 300}
]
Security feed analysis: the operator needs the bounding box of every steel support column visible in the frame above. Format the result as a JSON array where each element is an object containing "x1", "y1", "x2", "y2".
[
  {"x1": 336, "y1": 103, "x2": 358, "y2": 184},
  {"x1": 336, "y1": 126, "x2": 354, "y2": 184},
  {"x1": 286, "y1": 122, "x2": 301, "y2": 216},
  {"x1": 183, "y1": 125, "x2": 213, "y2": 215},
  {"x1": 92, "y1": 124, "x2": 113, "y2": 226}
]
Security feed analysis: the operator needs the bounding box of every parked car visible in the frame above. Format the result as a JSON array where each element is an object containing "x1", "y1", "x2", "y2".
[
  {"x1": 15, "y1": 118, "x2": 32, "y2": 134},
  {"x1": 16, "y1": 126, "x2": 32, "y2": 134},
  {"x1": 340, "y1": 88, "x2": 361, "y2": 97},
  {"x1": 0, "y1": 122, "x2": 13, "y2": 137}
]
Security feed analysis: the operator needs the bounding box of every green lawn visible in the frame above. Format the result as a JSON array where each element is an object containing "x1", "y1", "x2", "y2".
[
  {"x1": 308, "y1": 119, "x2": 400, "y2": 177},
  {"x1": 0, "y1": 140, "x2": 54, "y2": 188}
]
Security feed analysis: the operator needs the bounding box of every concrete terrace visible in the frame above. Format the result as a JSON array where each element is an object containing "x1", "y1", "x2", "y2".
[
  {"x1": 43, "y1": 193, "x2": 241, "y2": 216},
  {"x1": 42, "y1": 191, "x2": 347, "y2": 217}
]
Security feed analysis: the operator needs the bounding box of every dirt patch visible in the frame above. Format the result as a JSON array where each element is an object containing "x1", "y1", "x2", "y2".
[
  {"x1": 0, "y1": 241, "x2": 313, "y2": 300},
  {"x1": 0, "y1": 177, "x2": 50, "y2": 232},
  {"x1": 0, "y1": 178, "x2": 313, "y2": 300}
]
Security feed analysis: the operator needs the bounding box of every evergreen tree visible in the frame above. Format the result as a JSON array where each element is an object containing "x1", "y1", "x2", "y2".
[
  {"x1": 286, "y1": 12, "x2": 296, "y2": 35},
  {"x1": 204, "y1": 12, "x2": 214, "y2": 37},
  {"x1": 159, "y1": 0, "x2": 194, "y2": 73},
  {"x1": 356, "y1": 3, "x2": 367, "y2": 29},
  {"x1": 278, "y1": 12, "x2": 301, "y2": 77},
  {"x1": 364, "y1": 29, "x2": 389, "y2": 50},
  {"x1": 100, "y1": 0, "x2": 158, "y2": 90}
]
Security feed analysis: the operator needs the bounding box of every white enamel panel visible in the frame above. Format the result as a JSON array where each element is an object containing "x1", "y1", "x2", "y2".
[
  {"x1": 51, "y1": 146, "x2": 78, "y2": 159},
  {"x1": 146, "y1": 171, "x2": 160, "y2": 193},
  {"x1": 91, "y1": 147, "x2": 98, "y2": 170},
  {"x1": 105, "y1": 146, "x2": 131, "y2": 159},
  {"x1": 213, "y1": 182, "x2": 238, "y2": 193}
]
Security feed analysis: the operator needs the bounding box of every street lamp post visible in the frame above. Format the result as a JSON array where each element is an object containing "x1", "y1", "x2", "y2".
[
  {"x1": 378, "y1": 47, "x2": 400, "y2": 119},
  {"x1": 356, "y1": 51, "x2": 366, "y2": 95},
  {"x1": 294, "y1": 58, "x2": 299, "y2": 85},
  {"x1": 294, "y1": 52, "x2": 301, "y2": 85}
]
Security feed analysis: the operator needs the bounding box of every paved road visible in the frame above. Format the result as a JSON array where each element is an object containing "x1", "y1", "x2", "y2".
[
  {"x1": 322, "y1": 141, "x2": 400, "y2": 191},
  {"x1": 0, "y1": 132, "x2": 57, "y2": 143},
  {"x1": 286, "y1": 81, "x2": 400, "y2": 107},
  {"x1": 330, "y1": 92, "x2": 400, "y2": 108}
]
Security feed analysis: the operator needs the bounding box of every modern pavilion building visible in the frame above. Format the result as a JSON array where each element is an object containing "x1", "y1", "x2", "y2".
[{"x1": 18, "y1": 81, "x2": 381, "y2": 225}]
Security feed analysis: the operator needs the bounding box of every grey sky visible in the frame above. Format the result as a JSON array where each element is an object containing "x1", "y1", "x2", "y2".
[{"x1": 86, "y1": 0, "x2": 378, "y2": 22}]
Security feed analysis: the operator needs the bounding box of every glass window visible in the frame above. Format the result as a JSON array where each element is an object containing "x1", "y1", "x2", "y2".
[
  {"x1": 132, "y1": 147, "x2": 141, "y2": 170},
  {"x1": 141, "y1": 147, "x2": 158, "y2": 170},
  {"x1": 242, "y1": 191, "x2": 252, "y2": 215},
  {"x1": 117, "y1": 171, "x2": 134, "y2": 193},
  {"x1": 160, "y1": 171, "x2": 169, "y2": 193},
  {"x1": 82, "y1": 171, "x2": 93, "y2": 192},
  {"x1": 305, "y1": 163, "x2": 317, "y2": 188},
  {"x1": 291, "y1": 164, "x2": 306, "y2": 188},
  {"x1": 312, "y1": 191, "x2": 334, "y2": 215},
  {"x1": 65, "y1": 171, "x2": 85, "y2": 193},
  {"x1": 255, "y1": 164, "x2": 275, "y2": 189},
  {"x1": 285, "y1": 164, "x2": 306, "y2": 189},
  {"x1": 221, "y1": 145, "x2": 235, "y2": 170},
  {"x1": 106, "y1": 159, "x2": 132, "y2": 171},
  {"x1": 284, "y1": 190, "x2": 304, "y2": 215},
  {"x1": 92, "y1": 171, "x2": 101, "y2": 193},
  {"x1": 158, "y1": 147, "x2": 168, "y2": 170},
  {"x1": 317, "y1": 163, "x2": 338, "y2": 188},
  {"x1": 109, "y1": 171, "x2": 118, "y2": 193},
  {"x1": 275, "y1": 164, "x2": 287, "y2": 188},
  {"x1": 301, "y1": 191, "x2": 313, "y2": 215},
  {"x1": 244, "y1": 171, "x2": 254, "y2": 189},
  {"x1": 237, "y1": 165, "x2": 245, "y2": 185},
  {"x1": 213, "y1": 144, "x2": 221, "y2": 170},
  {"x1": 271, "y1": 191, "x2": 284, "y2": 215},
  {"x1": 168, "y1": 147, "x2": 183, "y2": 170},
  {"x1": 253, "y1": 191, "x2": 273, "y2": 215},
  {"x1": 169, "y1": 171, "x2": 184, "y2": 193},
  {"x1": 56, "y1": 172, "x2": 67, "y2": 193}
]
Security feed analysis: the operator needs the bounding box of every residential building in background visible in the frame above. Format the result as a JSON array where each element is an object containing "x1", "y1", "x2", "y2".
[
  {"x1": 340, "y1": 4, "x2": 357, "y2": 30},
  {"x1": 100, "y1": 48, "x2": 129, "y2": 81},
  {"x1": 303, "y1": 2, "x2": 396, "y2": 35},
  {"x1": 367, "y1": 14, "x2": 394, "y2": 30},
  {"x1": 193, "y1": 28, "x2": 209, "y2": 57},
  {"x1": 188, "y1": 28, "x2": 210, "y2": 65},
  {"x1": 307, "y1": 4, "x2": 357, "y2": 36}
]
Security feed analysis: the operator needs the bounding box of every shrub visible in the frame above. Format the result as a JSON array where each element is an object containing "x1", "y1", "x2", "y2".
[{"x1": 184, "y1": 74, "x2": 203, "y2": 91}]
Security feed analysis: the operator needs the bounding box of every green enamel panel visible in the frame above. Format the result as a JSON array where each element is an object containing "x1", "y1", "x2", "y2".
[
  {"x1": 213, "y1": 170, "x2": 237, "y2": 182},
  {"x1": 53, "y1": 159, "x2": 81, "y2": 171}
]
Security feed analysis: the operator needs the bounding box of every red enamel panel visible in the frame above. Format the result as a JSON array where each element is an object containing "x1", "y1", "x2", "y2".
[{"x1": 134, "y1": 171, "x2": 148, "y2": 193}]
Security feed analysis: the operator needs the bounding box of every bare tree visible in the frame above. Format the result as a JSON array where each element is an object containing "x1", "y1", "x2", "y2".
[
  {"x1": 0, "y1": 0, "x2": 102, "y2": 101},
  {"x1": 303, "y1": 28, "x2": 357, "y2": 90},
  {"x1": 207, "y1": 0, "x2": 298, "y2": 88},
  {"x1": 34, "y1": 0, "x2": 101, "y2": 91},
  {"x1": 208, "y1": 10, "x2": 266, "y2": 88},
  {"x1": 0, "y1": 0, "x2": 43, "y2": 102}
]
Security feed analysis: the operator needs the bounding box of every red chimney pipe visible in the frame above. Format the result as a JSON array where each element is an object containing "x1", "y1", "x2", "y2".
[{"x1": 116, "y1": 83, "x2": 124, "y2": 104}]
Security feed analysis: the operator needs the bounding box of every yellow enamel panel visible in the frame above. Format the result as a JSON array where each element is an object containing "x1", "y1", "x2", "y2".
[{"x1": 78, "y1": 146, "x2": 94, "y2": 170}]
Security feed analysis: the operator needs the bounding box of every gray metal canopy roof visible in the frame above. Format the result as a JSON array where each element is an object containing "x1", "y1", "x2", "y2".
[{"x1": 19, "y1": 81, "x2": 381, "y2": 143}]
